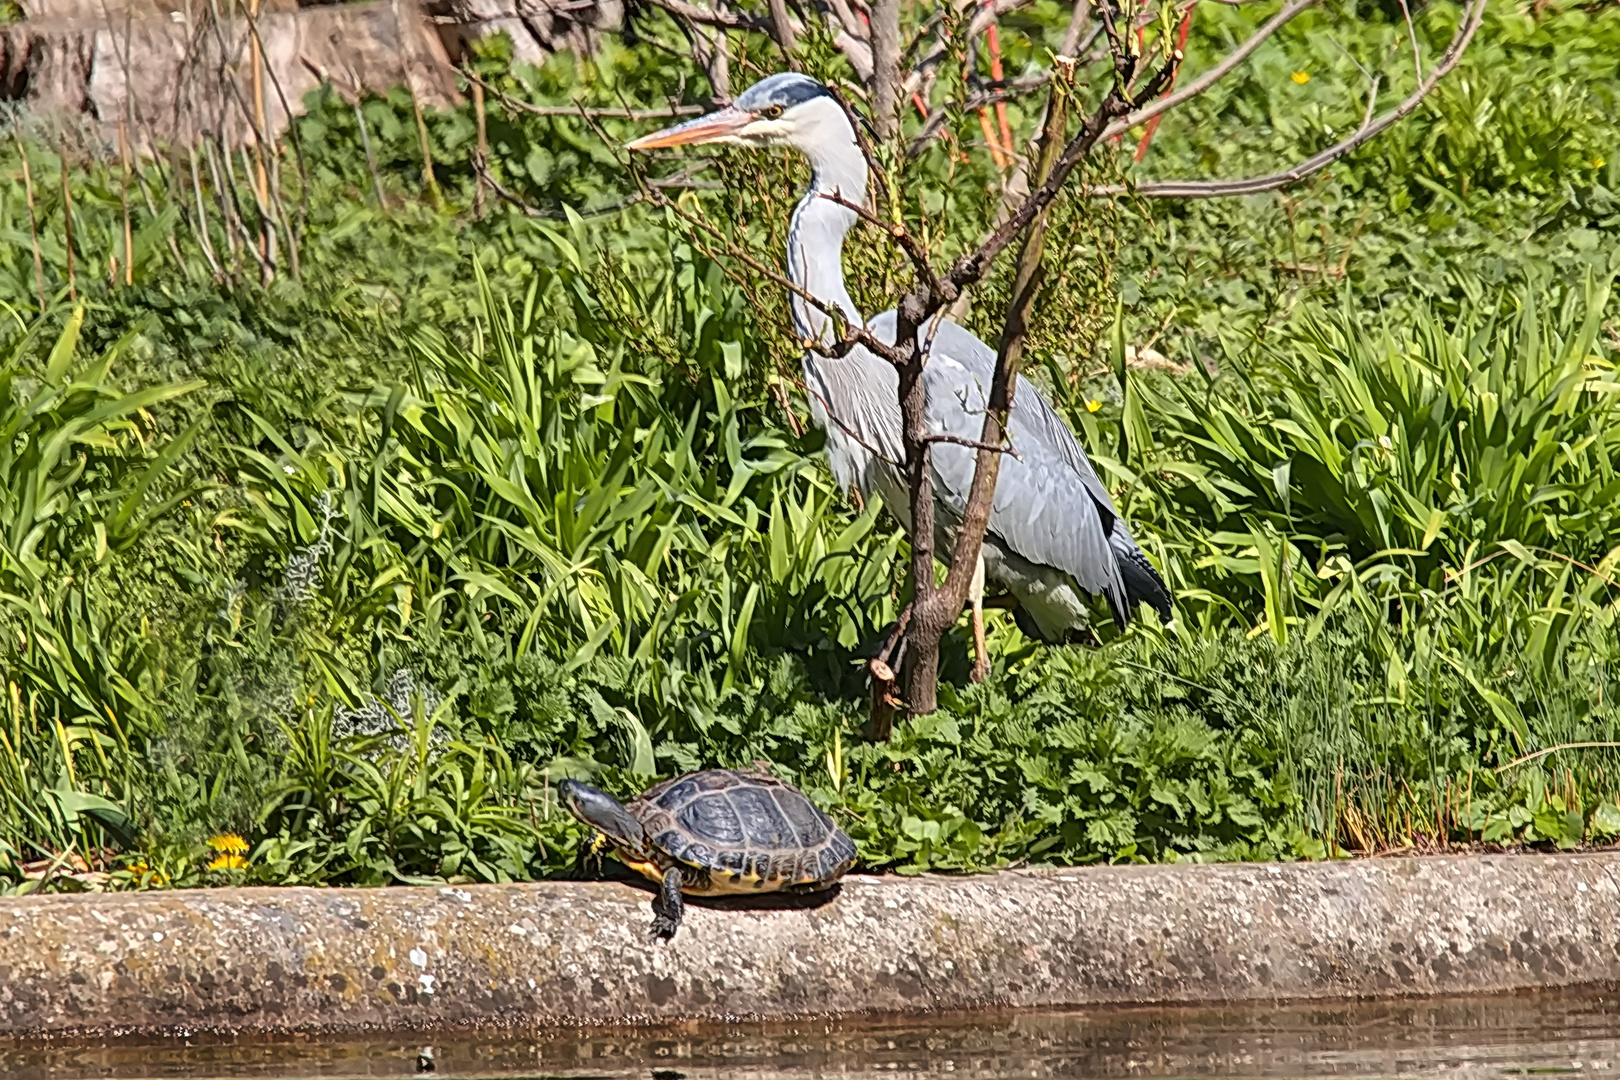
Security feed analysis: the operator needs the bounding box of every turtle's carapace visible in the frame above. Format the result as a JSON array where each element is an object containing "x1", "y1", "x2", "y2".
[{"x1": 560, "y1": 767, "x2": 856, "y2": 940}]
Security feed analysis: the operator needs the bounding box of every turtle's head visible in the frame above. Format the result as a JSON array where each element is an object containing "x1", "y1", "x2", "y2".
[
  {"x1": 625, "y1": 73, "x2": 851, "y2": 160},
  {"x1": 559, "y1": 779, "x2": 649, "y2": 857}
]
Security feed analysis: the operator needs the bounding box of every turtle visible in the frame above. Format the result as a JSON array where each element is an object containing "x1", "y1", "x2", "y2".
[{"x1": 559, "y1": 766, "x2": 857, "y2": 939}]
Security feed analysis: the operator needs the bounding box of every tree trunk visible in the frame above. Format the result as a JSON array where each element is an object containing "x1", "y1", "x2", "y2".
[
  {"x1": 894, "y1": 300, "x2": 934, "y2": 717},
  {"x1": 895, "y1": 79, "x2": 1073, "y2": 725}
]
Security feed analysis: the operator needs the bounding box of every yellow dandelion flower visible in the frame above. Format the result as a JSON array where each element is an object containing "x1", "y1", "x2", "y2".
[
  {"x1": 127, "y1": 860, "x2": 168, "y2": 884},
  {"x1": 1291, "y1": 70, "x2": 1310, "y2": 84},
  {"x1": 206, "y1": 833, "x2": 248, "y2": 855},
  {"x1": 1593, "y1": 158, "x2": 1606, "y2": 169},
  {"x1": 208, "y1": 853, "x2": 248, "y2": 871},
  {"x1": 1086, "y1": 399, "x2": 1104, "y2": 413}
]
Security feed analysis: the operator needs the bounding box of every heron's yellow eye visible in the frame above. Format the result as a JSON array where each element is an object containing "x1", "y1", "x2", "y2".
[{"x1": 761, "y1": 105, "x2": 784, "y2": 120}]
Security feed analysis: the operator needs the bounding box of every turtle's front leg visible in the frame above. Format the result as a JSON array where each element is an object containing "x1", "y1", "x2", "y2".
[
  {"x1": 572, "y1": 833, "x2": 606, "y2": 880},
  {"x1": 650, "y1": 866, "x2": 685, "y2": 940}
]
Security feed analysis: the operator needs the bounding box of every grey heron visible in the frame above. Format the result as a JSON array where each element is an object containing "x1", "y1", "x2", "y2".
[{"x1": 628, "y1": 73, "x2": 1172, "y2": 679}]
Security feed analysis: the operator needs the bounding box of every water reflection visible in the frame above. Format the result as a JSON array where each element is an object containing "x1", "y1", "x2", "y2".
[{"x1": 3, "y1": 986, "x2": 1615, "y2": 1080}]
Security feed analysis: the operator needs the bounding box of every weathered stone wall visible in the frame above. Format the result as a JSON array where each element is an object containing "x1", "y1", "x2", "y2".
[
  {"x1": 0, "y1": 0, "x2": 460, "y2": 150},
  {"x1": 0, "y1": 0, "x2": 621, "y2": 151},
  {"x1": 1, "y1": 853, "x2": 1618, "y2": 1037}
]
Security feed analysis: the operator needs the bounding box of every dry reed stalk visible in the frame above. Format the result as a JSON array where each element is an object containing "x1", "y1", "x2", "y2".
[
  {"x1": 348, "y1": 73, "x2": 387, "y2": 210},
  {"x1": 250, "y1": 3, "x2": 313, "y2": 267},
  {"x1": 58, "y1": 140, "x2": 76, "y2": 301},
  {"x1": 266, "y1": 151, "x2": 300, "y2": 280},
  {"x1": 188, "y1": 144, "x2": 225, "y2": 280},
  {"x1": 406, "y1": 76, "x2": 440, "y2": 208},
  {"x1": 238, "y1": 146, "x2": 277, "y2": 282},
  {"x1": 246, "y1": 0, "x2": 268, "y2": 202},
  {"x1": 239, "y1": 0, "x2": 271, "y2": 266},
  {"x1": 202, "y1": 136, "x2": 242, "y2": 276},
  {"x1": 118, "y1": 117, "x2": 133, "y2": 287},
  {"x1": 17, "y1": 135, "x2": 46, "y2": 313},
  {"x1": 1465, "y1": 766, "x2": 1473, "y2": 840},
  {"x1": 472, "y1": 78, "x2": 488, "y2": 219}
]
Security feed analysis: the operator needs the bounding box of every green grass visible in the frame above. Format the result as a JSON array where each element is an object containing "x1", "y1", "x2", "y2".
[{"x1": 1, "y1": 0, "x2": 1618, "y2": 894}]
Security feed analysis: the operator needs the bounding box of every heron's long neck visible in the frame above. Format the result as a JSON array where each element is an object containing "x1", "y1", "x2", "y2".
[{"x1": 787, "y1": 138, "x2": 867, "y2": 343}]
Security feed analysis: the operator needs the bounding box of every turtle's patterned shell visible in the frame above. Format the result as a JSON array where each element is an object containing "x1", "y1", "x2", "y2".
[{"x1": 628, "y1": 769, "x2": 856, "y2": 891}]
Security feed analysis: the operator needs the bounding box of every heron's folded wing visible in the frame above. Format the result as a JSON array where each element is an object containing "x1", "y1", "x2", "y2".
[
  {"x1": 920, "y1": 349, "x2": 1128, "y2": 614},
  {"x1": 876, "y1": 315, "x2": 1126, "y2": 521}
]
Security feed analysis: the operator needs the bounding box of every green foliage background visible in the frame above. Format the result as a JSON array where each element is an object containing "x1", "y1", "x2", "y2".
[{"x1": 0, "y1": 0, "x2": 1617, "y2": 892}]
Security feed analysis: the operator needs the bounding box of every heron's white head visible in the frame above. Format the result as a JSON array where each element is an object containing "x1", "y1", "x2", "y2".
[{"x1": 626, "y1": 73, "x2": 858, "y2": 170}]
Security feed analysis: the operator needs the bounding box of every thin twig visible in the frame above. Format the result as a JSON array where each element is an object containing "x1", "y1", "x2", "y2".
[
  {"x1": 188, "y1": 143, "x2": 224, "y2": 280},
  {"x1": 642, "y1": 185, "x2": 907, "y2": 365},
  {"x1": 238, "y1": 145, "x2": 278, "y2": 282},
  {"x1": 250, "y1": 4, "x2": 315, "y2": 258},
  {"x1": 921, "y1": 430, "x2": 1022, "y2": 458},
  {"x1": 1094, "y1": 0, "x2": 1486, "y2": 198},
  {"x1": 1495, "y1": 742, "x2": 1620, "y2": 773},
  {"x1": 816, "y1": 188, "x2": 943, "y2": 298},
  {"x1": 351, "y1": 74, "x2": 387, "y2": 210},
  {"x1": 1102, "y1": 0, "x2": 1318, "y2": 140},
  {"x1": 472, "y1": 78, "x2": 488, "y2": 220},
  {"x1": 945, "y1": 45, "x2": 1182, "y2": 296},
  {"x1": 1397, "y1": 0, "x2": 1424, "y2": 81},
  {"x1": 478, "y1": 159, "x2": 717, "y2": 219},
  {"x1": 202, "y1": 134, "x2": 242, "y2": 275},
  {"x1": 58, "y1": 139, "x2": 76, "y2": 302},
  {"x1": 639, "y1": 0, "x2": 771, "y2": 31},
  {"x1": 117, "y1": 116, "x2": 132, "y2": 287},
  {"x1": 246, "y1": 0, "x2": 270, "y2": 264},
  {"x1": 462, "y1": 70, "x2": 706, "y2": 119},
  {"x1": 396, "y1": 0, "x2": 441, "y2": 209},
  {"x1": 17, "y1": 135, "x2": 45, "y2": 312}
]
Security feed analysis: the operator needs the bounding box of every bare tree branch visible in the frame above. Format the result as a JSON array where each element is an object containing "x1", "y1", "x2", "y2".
[
  {"x1": 909, "y1": 74, "x2": 1050, "y2": 150},
  {"x1": 767, "y1": 0, "x2": 799, "y2": 54},
  {"x1": 1091, "y1": 0, "x2": 1485, "y2": 198},
  {"x1": 641, "y1": 0, "x2": 771, "y2": 31},
  {"x1": 463, "y1": 71, "x2": 705, "y2": 118},
  {"x1": 1397, "y1": 0, "x2": 1424, "y2": 81},
  {"x1": 822, "y1": 0, "x2": 870, "y2": 40},
  {"x1": 815, "y1": 189, "x2": 944, "y2": 300},
  {"x1": 476, "y1": 159, "x2": 716, "y2": 218},
  {"x1": 1101, "y1": 0, "x2": 1319, "y2": 140},
  {"x1": 921, "y1": 430, "x2": 1023, "y2": 458},
  {"x1": 903, "y1": 67, "x2": 1069, "y2": 716},
  {"x1": 943, "y1": 46, "x2": 1183, "y2": 297}
]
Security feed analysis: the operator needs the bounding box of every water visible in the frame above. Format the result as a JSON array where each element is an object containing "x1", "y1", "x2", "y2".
[{"x1": 3, "y1": 986, "x2": 1615, "y2": 1080}]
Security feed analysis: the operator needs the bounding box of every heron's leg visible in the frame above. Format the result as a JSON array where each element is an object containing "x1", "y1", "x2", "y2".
[
  {"x1": 969, "y1": 551, "x2": 989, "y2": 684},
  {"x1": 650, "y1": 865, "x2": 685, "y2": 940}
]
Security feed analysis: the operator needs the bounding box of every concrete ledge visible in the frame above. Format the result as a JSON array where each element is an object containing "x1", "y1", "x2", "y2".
[{"x1": 1, "y1": 852, "x2": 1618, "y2": 1036}]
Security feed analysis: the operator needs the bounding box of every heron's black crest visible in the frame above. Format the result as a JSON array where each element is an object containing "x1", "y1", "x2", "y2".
[{"x1": 735, "y1": 73, "x2": 832, "y2": 113}]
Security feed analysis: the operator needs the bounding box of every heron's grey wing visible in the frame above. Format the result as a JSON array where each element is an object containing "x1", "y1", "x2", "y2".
[
  {"x1": 801, "y1": 347, "x2": 906, "y2": 510},
  {"x1": 868, "y1": 312, "x2": 1129, "y2": 618},
  {"x1": 921, "y1": 320, "x2": 1125, "y2": 528}
]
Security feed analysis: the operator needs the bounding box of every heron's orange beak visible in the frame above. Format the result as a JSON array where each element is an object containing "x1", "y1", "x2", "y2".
[{"x1": 626, "y1": 106, "x2": 752, "y2": 151}]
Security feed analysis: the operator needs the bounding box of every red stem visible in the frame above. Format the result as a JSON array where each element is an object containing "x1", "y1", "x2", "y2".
[{"x1": 1134, "y1": 6, "x2": 1195, "y2": 162}]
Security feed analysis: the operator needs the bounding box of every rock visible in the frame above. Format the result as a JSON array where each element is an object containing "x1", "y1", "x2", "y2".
[{"x1": 1, "y1": 852, "x2": 1617, "y2": 1036}]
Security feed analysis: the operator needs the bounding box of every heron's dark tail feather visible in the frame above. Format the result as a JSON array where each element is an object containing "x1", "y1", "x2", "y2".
[{"x1": 1109, "y1": 529, "x2": 1173, "y2": 627}]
